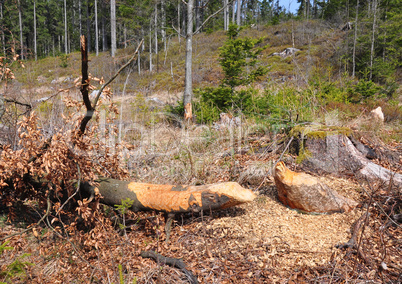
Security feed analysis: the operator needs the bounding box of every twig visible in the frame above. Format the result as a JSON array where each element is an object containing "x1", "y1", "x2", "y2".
[
  {"x1": 194, "y1": 0, "x2": 234, "y2": 35},
  {"x1": 92, "y1": 39, "x2": 144, "y2": 109},
  {"x1": 1, "y1": 196, "x2": 51, "y2": 241},
  {"x1": 56, "y1": 162, "x2": 82, "y2": 215},
  {"x1": 275, "y1": 136, "x2": 294, "y2": 166},
  {"x1": 140, "y1": 250, "x2": 198, "y2": 284},
  {"x1": 78, "y1": 37, "x2": 144, "y2": 136}
]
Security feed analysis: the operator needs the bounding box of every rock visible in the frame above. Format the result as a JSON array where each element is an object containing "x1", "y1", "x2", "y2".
[
  {"x1": 272, "y1": 48, "x2": 300, "y2": 58},
  {"x1": 370, "y1": 106, "x2": 384, "y2": 122},
  {"x1": 274, "y1": 162, "x2": 358, "y2": 213}
]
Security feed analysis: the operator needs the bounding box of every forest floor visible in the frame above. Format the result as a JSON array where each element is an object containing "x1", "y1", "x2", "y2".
[{"x1": 0, "y1": 133, "x2": 400, "y2": 283}]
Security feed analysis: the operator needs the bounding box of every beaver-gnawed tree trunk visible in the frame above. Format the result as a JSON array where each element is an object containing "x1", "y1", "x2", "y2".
[{"x1": 81, "y1": 178, "x2": 256, "y2": 213}]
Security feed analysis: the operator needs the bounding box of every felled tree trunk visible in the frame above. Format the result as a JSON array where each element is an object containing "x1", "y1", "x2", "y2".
[
  {"x1": 274, "y1": 162, "x2": 358, "y2": 213},
  {"x1": 81, "y1": 178, "x2": 256, "y2": 213},
  {"x1": 292, "y1": 126, "x2": 402, "y2": 189}
]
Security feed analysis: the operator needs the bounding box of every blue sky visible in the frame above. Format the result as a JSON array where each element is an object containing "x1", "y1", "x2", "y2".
[{"x1": 279, "y1": 0, "x2": 299, "y2": 14}]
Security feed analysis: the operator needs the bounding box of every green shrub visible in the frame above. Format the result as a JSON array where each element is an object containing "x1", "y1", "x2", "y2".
[
  {"x1": 347, "y1": 79, "x2": 383, "y2": 103},
  {"x1": 0, "y1": 241, "x2": 33, "y2": 283}
]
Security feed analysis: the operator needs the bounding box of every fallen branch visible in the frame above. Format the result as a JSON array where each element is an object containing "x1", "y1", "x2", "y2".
[{"x1": 140, "y1": 250, "x2": 198, "y2": 284}]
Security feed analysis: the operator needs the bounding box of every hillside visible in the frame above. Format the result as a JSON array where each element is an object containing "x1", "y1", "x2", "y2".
[{"x1": 1, "y1": 20, "x2": 401, "y2": 283}]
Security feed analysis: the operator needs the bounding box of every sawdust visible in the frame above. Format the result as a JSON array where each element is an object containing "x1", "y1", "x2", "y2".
[{"x1": 163, "y1": 176, "x2": 363, "y2": 282}]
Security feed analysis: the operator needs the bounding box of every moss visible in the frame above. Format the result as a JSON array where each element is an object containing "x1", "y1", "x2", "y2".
[
  {"x1": 290, "y1": 125, "x2": 351, "y2": 139},
  {"x1": 289, "y1": 124, "x2": 351, "y2": 163},
  {"x1": 295, "y1": 148, "x2": 312, "y2": 164}
]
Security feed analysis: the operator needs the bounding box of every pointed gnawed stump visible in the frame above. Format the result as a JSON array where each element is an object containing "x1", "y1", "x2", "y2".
[{"x1": 274, "y1": 162, "x2": 358, "y2": 213}]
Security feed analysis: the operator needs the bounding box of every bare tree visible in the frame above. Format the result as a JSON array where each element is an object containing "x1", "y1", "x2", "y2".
[
  {"x1": 64, "y1": 0, "x2": 68, "y2": 54},
  {"x1": 236, "y1": 0, "x2": 241, "y2": 25},
  {"x1": 183, "y1": 1, "x2": 231, "y2": 121},
  {"x1": 183, "y1": 0, "x2": 194, "y2": 120},
  {"x1": 0, "y1": 3, "x2": 5, "y2": 56},
  {"x1": 352, "y1": 0, "x2": 359, "y2": 77},
  {"x1": 224, "y1": 0, "x2": 229, "y2": 30},
  {"x1": 79, "y1": 0, "x2": 82, "y2": 35},
  {"x1": 111, "y1": 0, "x2": 117, "y2": 57},
  {"x1": 161, "y1": 0, "x2": 166, "y2": 52},
  {"x1": 17, "y1": 0, "x2": 24, "y2": 59},
  {"x1": 369, "y1": 0, "x2": 378, "y2": 80},
  {"x1": 95, "y1": 0, "x2": 99, "y2": 56},
  {"x1": 34, "y1": 0, "x2": 37, "y2": 61}
]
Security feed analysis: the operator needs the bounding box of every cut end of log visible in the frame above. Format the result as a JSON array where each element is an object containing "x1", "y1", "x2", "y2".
[{"x1": 128, "y1": 181, "x2": 256, "y2": 213}]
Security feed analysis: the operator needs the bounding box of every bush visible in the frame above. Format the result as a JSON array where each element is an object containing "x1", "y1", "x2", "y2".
[{"x1": 347, "y1": 79, "x2": 383, "y2": 103}]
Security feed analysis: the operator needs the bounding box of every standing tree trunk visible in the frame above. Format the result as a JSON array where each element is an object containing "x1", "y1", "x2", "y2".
[
  {"x1": 18, "y1": 0, "x2": 24, "y2": 60},
  {"x1": 101, "y1": 0, "x2": 107, "y2": 51},
  {"x1": 0, "y1": 4, "x2": 5, "y2": 56},
  {"x1": 149, "y1": 28, "x2": 153, "y2": 72},
  {"x1": 195, "y1": 0, "x2": 201, "y2": 32},
  {"x1": 34, "y1": 0, "x2": 37, "y2": 61},
  {"x1": 95, "y1": 0, "x2": 99, "y2": 56},
  {"x1": 64, "y1": 0, "x2": 68, "y2": 54},
  {"x1": 86, "y1": 1, "x2": 91, "y2": 53},
  {"x1": 110, "y1": 0, "x2": 116, "y2": 57},
  {"x1": 79, "y1": 0, "x2": 82, "y2": 35},
  {"x1": 224, "y1": 0, "x2": 228, "y2": 30},
  {"x1": 154, "y1": 3, "x2": 158, "y2": 66},
  {"x1": 369, "y1": 0, "x2": 378, "y2": 80},
  {"x1": 177, "y1": 0, "x2": 181, "y2": 44},
  {"x1": 232, "y1": 1, "x2": 235, "y2": 23},
  {"x1": 161, "y1": 0, "x2": 166, "y2": 53},
  {"x1": 352, "y1": 0, "x2": 359, "y2": 77},
  {"x1": 138, "y1": 46, "x2": 141, "y2": 75},
  {"x1": 123, "y1": 23, "x2": 127, "y2": 48},
  {"x1": 183, "y1": 0, "x2": 194, "y2": 121},
  {"x1": 236, "y1": 0, "x2": 241, "y2": 26}
]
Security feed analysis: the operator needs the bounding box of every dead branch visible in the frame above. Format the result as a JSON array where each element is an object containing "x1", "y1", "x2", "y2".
[
  {"x1": 140, "y1": 250, "x2": 198, "y2": 284},
  {"x1": 78, "y1": 37, "x2": 144, "y2": 136}
]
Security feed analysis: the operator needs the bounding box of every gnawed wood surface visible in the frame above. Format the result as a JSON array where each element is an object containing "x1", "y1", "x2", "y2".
[
  {"x1": 82, "y1": 178, "x2": 256, "y2": 213},
  {"x1": 274, "y1": 162, "x2": 358, "y2": 213}
]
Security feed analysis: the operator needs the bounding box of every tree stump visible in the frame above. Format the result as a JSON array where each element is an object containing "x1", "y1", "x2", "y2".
[
  {"x1": 274, "y1": 162, "x2": 358, "y2": 213},
  {"x1": 291, "y1": 125, "x2": 402, "y2": 189}
]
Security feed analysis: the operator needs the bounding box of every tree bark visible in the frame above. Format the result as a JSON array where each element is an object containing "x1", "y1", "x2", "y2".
[{"x1": 81, "y1": 178, "x2": 256, "y2": 213}]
